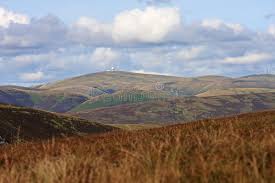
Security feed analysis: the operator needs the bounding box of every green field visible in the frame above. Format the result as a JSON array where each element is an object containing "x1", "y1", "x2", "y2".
[
  {"x1": 71, "y1": 92, "x2": 275, "y2": 124},
  {"x1": 71, "y1": 90, "x2": 169, "y2": 112}
]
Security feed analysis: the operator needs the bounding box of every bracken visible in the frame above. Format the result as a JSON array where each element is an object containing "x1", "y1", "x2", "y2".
[{"x1": 0, "y1": 110, "x2": 274, "y2": 183}]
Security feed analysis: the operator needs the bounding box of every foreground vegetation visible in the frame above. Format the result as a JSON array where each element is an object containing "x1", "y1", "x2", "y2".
[
  {"x1": 0, "y1": 110, "x2": 274, "y2": 182},
  {"x1": 0, "y1": 104, "x2": 115, "y2": 142}
]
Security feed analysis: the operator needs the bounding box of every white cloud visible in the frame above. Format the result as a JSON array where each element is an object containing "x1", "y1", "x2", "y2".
[
  {"x1": 91, "y1": 47, "x2": 120, "y2": 67},
  {"x1": 176, "y1": 46, "x2": 206, "y2": 60},
  {"x1": 13, "y1": 53, "x2": 53, "y2": 66},
  {"x1": 268, "y1": 25, "x2": 275, "y2": 37},
  {"x1": 0, "y1": 7, "x2": 29, "y2": 28},
  {"x1": 72, "y1": 7, "x2": 181, "y2": 44},
  {"x1": 201, "y1": 19, "x2": 244, "y2": 33},
  {"x1": 132, "y1": 69, "x2": 173, "y2": 76},
  {"x1": 112, "y1": 7, "x2": 181, "y2": 43},
  {"x1": 75, "y1": 17, "x2": 111, "y2": 34},
  {"x1": 222, "y1": 53, "x2": 272, "y2": 64},
  {"x1": 71, "y1": 17, "x2": 112, "y2": 44},
  {"x1": 20, "y1": 71, "x2": 45, "y2": 82},
  {"x1": 0, "y1": 6, "x2": 275, "y2": 85},
  {"x1": 0, "y1": 15, "x2": 67, "y2": 50}
]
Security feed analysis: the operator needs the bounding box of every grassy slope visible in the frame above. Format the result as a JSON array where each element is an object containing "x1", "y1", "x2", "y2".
[
  {"x1": 0, "y1": 104, "x2": 115, "y2": 142},
  {"x1": 0, "y1": 110, "x2": 274, "y2": 182},
  {"x1": 110, "y1": 124, "x2": 163, "y2": 130},
  {"x1": 70, "y1": 92, "x2": 275, "y2": 124},
  {"x1": 70, "y1": 90, "x2": 169, "y2": 112}
]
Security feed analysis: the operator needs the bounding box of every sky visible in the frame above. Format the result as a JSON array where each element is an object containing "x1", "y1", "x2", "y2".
[{"x1": 0, "y1": 0, "x2": 275, "y2": 85}]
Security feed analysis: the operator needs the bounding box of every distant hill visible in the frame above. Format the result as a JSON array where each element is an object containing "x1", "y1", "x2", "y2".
[
  {"x1": 39, "y1": 72, "x2": 275, "y2": 97},
  {"x1": 0, "y1": 104, "x2": 115, "y2": 143},
  {"x1": 70, "y1": 92, "x2": 275, "y2": 124},
  {"x1": 1, "y1": 71, "x2": 275, "y2": 113}
]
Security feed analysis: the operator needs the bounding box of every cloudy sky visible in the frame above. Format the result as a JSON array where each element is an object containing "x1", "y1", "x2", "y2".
[{"x1": 0, "y1": 0, "x2": 275, "y2": 85}]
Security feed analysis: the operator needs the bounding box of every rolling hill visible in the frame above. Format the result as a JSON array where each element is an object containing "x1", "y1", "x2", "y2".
[
  {"x1": 0, "y1": 71, "x2": 275, "y2": 114},
  {"x1": 38, "y1": 72, "x2": 275, "y2": 98},
  {"x1": 0, "y1": 110, "x2": 274, "y2": 182},
  {"x1": 70, "y1": 92, "x2": 275, "y2": 124},
  {"x1": 0, "y1": 104, "x2": 115, "y2": 143}
]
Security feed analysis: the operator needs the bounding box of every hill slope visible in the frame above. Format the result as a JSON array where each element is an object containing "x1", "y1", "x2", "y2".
[
  {"x1": 0, "y1": 86, "x2": 87, "y2": 112},
  {"x1": 70, "y1": 90, "x2": 169, "y2": 112},
  {"x1": 0, "y1": 104, "x2": 115, "y2": 142},
  {"x1": 70, "y1": 92, "x2": 275, "y2": 124},
  {"x1": 1, "y1": 72, "x2": 275, "y2": 113},
  {"x1": 0, "y1": 110, "x2": 274, "y2": 182}
]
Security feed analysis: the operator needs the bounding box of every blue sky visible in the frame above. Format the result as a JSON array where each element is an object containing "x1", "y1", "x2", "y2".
[
  {"x1": 2, "y1": 0, "x2": 274, "y2": 29},
  {"x1": 0, "y1": 0, "x2": 274, "y2": 85}
]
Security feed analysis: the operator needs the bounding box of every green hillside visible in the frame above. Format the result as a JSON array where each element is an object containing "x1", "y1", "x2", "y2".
[
  {"x1": 71, "y1": 92, "x2": 275, "y2": 124},
  {"x1": 71, "y1": 90, "x2": 169, "y2": 112},
  {"x1": 0, "y1": 86, "x2": 87, "y2": 112}
]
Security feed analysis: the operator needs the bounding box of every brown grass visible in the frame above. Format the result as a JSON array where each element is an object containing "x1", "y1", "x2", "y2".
[
  {"x1": 0, "y1": 110, "x2": 275, "y2": 183},
  {"x1": 0, "y1": 104, "x2": 115, "y2": 142}
]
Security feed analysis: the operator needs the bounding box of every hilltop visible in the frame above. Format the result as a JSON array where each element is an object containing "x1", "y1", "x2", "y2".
[
  {"x1": 0, "y1": 104, "x2": 115, "y2": 143},
  {"x1": 38, "y1": 71, "x2": 275, "y2": 97},
  {"x1": 0, "y1": 110, "x2": 274, "y2": 182}
]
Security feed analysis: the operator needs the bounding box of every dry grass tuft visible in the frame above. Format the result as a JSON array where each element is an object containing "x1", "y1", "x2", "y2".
[{"x1": 0, "y1": 110, "x2": 275, "y2": 183}]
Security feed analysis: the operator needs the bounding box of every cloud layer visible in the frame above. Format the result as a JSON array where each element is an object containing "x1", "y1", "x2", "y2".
[
  {"x1": 0, "y1": 7, "x2": 29, "y2": 28},
  {"x1": 20, "y1": 71, "x2": 45, "y2": 82},
  {"x1": 0, "y1": 6, "x2": 274, "y2": 85}
]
